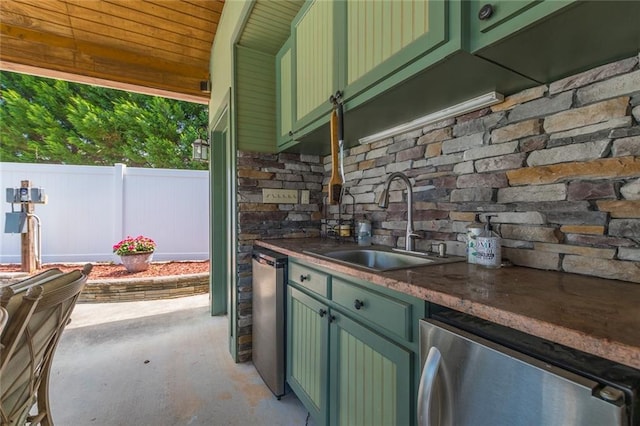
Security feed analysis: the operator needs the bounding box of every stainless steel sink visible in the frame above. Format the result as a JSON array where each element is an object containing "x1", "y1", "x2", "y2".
[{"x1": 304, "y1": 247, "x2": 465, "y2": 272}]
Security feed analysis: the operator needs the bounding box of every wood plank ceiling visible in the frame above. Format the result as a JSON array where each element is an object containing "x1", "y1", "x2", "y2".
[
  {"x1": 0, "y1": 0, "x2": 225, "y2": 104},
  {"x1": 237, "y1": 0, "x2": 303, "y2": 55}
]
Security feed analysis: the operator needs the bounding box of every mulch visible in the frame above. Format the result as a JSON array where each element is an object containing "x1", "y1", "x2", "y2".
[{"x1": 0, "y1": 261, "x2": 210, "y2": 279}]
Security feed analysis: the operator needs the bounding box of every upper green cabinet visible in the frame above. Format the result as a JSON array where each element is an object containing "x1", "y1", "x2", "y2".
[
  {"x1": 340, "y1": 0, "x2": 448, "y2": 104},
  {"x1": 470, "y1": 0, "x2": 640, "y2": 83},
  {"x1": 468, "y1": 0, "x2": 575, "y2": 53},
  {"x1": 292, "y1": 0, "x2": 342, "y2": 133},
  {"x1": 276, "y1": 39, "x2": 295, "y2": 150},
  {"x1": 271, "y1": 0, "x2": 640, "y2": 153},
  {"x1": 287, "y1": 0, "x2": 461, "y2": 148}
]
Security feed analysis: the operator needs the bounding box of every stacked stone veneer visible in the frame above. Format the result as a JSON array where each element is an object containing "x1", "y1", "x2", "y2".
[
  {"x1": 324, "y1": 55, "x2": 640, "y2": 284},
  {"x1": 236, "y1": 152, "x2": 324, "y2": 361},
  {"x1": 233, "y1": 56, "x2": 639, "y2": 361},
  {"x1": 78, "y1": 274, "x2": 209, "y2": 303}
]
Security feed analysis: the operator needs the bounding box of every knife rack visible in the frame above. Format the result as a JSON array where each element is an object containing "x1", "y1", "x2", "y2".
[{"x1": 322, "y1": 187, "x2": 355, "y2": 242}]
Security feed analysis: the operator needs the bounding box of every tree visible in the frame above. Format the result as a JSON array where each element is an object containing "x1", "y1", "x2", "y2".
[{"x1": 0, "y1": 71, "x2": 208, "y2": 170}]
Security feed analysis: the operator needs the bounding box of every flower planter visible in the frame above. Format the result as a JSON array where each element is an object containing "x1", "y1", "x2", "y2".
[{"x1": 120, "y1": 251, "x2": 154, "y2": 273}]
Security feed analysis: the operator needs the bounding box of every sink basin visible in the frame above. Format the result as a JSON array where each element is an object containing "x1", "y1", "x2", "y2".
[{"x1": 304, "y1": 247, "x2": 465, "y2": 272}]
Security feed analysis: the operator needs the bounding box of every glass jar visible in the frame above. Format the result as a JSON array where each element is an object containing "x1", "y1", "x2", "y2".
[{"x1": 356, "y1": 219, "x2": 372, "y2": 246}]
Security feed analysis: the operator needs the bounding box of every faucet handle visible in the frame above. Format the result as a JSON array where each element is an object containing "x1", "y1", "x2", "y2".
[{"x1": 406, "y1": 232, "x2": 422, "y2": 252}]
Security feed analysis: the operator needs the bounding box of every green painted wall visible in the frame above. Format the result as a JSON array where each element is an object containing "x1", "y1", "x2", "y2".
[
  {"x1": 235, "y1": 45, "x2": 277, "y2": 152},
  {"x1": 207, "y1": 1, "x2": 251, "y2": 364},
  {"x1": 209, "y1": 0, "x2": 252, "y2": 123},
  {"x1": 207, "y1": 0, "x2": 305, "y2": 362}
]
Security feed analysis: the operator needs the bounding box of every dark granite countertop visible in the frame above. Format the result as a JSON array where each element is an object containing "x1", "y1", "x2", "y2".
[{"x1": 256, "y1": 238, "x2": 640, "y2": 370}]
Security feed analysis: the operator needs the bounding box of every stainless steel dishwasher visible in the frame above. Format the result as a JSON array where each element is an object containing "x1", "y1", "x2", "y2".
[
  {"x1": 418, "y1": 309, "x2": 640, "y2": 426},
  {"x1": 251, "y1": 247, "x2": 288, "y2": 398}
]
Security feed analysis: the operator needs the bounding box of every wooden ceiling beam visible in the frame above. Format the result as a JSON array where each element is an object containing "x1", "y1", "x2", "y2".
[
  {"x1": 0, "y1": 61, "x2": 209, "y2": 104},
  {"x1": 144, "y1": 0, "x2": 223, "y2": 21},
  {"x1": 1, "y1": 23, "x2": 208, "y2": 72},
  {"x1": 64, "y1": 1, "x2": 214, "y2": 46},
  {"x1": 105, "y1": 0, "x2": 219, "y2": 33},
  {"x1": 0, "y1": 0, "x2": 223, "y2": 103},
  {"x1": 68, "y1": 17, "x2": 211, "y2": 60},
  {"x1": 0, "y1": 41, "x2": 205, "y2": 93},
  {"x1": 2, "y1": 38, "x2": 208, "y2": 80},
  {"x1": 0, "y1": 2, "x2": 74, "y2": 37}
]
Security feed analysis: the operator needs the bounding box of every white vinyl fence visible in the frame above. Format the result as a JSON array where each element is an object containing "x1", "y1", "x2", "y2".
[{"x1": 1, "y1": 163, "x2": 209, "y2": 264}]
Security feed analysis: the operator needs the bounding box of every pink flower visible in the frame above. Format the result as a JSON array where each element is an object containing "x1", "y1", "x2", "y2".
[{"x1": 112, "y1": 235, "x2": 156, "y2": 255}]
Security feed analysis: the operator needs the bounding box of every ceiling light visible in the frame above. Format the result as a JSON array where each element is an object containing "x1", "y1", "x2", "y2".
[{"x1": 358, "y1": 91, "x2": 504, "y2": 145}]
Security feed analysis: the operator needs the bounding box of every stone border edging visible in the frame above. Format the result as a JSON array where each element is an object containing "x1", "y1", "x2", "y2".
[{"x1": 79, "y1": 272, "x2": 210, "y2": 303}]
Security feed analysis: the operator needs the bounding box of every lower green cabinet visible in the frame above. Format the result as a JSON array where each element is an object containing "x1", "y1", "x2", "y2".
[
  {"x1": 287, "y1": 286, "x2": 329, "y2": 426},
  {"x1": 287, "y1": 260, "x2": 420, "y2": 426},
  {"x1": 330, "y1": 313, "x2": 411, "y2": 426}
]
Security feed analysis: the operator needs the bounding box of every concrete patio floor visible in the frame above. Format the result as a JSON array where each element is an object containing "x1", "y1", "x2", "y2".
[{"x1": 49, "y1": 294, "x2": 311, "y2": 426}]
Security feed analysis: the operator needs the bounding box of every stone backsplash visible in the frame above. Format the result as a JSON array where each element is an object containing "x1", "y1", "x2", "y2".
[
  {"x1": 235, "y1": 55, "x2": 639, "y2": 361},
  {"x1": 235, "y1": 151, "x2": 324, "y2": 361},
  {"x1": 324, "y1": 55, "x2": 640, "y2": 284}
]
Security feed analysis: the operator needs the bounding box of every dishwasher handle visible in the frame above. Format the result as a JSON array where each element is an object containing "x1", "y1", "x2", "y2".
[{"x1": 417, "y1": 347, "x2": 442, "y2": 426}]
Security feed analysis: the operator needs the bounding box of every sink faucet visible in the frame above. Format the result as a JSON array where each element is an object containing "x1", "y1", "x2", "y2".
[{"x1": 377, "y1": 172, "x2": 420, "y2": 252}]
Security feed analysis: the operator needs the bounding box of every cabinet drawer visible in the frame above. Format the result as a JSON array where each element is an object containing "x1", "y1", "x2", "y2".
[
  {"x1": 332, "y1": 278, "x2": 411, "y2": 341},
  {"x1": 289, "y1": 261, "x2": 330, "y2": 298}
]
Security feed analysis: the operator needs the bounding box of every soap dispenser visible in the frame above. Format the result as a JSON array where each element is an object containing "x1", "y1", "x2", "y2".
[
  {"x1": 465, "y1": 214, "x2": 483, "y2": 264},
  {"x1": 476, "y1": 215, "x2": 502, "y2": 268}
]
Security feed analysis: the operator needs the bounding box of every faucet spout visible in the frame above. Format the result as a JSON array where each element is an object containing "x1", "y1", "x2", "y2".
[
  {"x1": 378, "y1": 172, "x2": 418, "y2": 251},
  {"x1": 377, "y1": 188, "x2": 390, "y2": 208}
]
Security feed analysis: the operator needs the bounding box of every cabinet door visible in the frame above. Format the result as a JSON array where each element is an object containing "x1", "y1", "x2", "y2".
[
  {"x1": 341, "y1": 0, "x2": 448, "y2": 102},
  {"x1": 287, "y1": 286, "x2": 329, "y2": 426},
  {"x1": 276, "y1": 39, "x2": 294, "y2": 150},
  {"x1": 292, "y1": 0, "x2": 340, "y2": 132},
  {"x1": 468, "y1": 0, "x2": 575, "y2": 52},
  {"x1": 329, "y1": 312, "x2": 412, "y2": 426}
]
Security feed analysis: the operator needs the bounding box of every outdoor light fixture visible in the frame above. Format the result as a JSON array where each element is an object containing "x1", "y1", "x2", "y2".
[
  {"x1": 192, "y1": 136, "x2": 210, "y2": 162},
  {"x1": 358, "y1": 91, "x2": 504, "y2": 145}
]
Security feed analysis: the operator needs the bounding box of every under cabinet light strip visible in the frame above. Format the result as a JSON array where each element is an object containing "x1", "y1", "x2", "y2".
[{"x1": 358, "y1": 91, "x2": 504, "y2": 145}]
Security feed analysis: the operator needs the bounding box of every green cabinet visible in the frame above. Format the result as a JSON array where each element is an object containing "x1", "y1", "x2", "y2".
[
  {"x1": 286, "y1": 0, "x2": 457, "y2": 147},
  {"x1": 271, "y1": 0, "x2": 640, "y2": 153},
  {"x1": 339, "y1": 0, "x2": 449, "y2": 106},
  {"x1": 330, "y1": 313, "x2": 411, "y2": 426},
  {"x1": 292, "y1": 0, "x2": 342, "y2": 133},
  {"x1": 276, "y1": 39, "x2": 295, "y2": 150},
  {"x1": 468, "y1": 0, "x2": 575, "y2": 53},
  {"x1": 287, "y1": 286, "x2": 329, "y2": 425},
  {"x1": 287, "y1": 259, "x2": 424, "y2": 426},
  {"x1": 280, "y1": 0, "x2": 536, "y2": 153},
  {"x1": 469, "y1": 0, "x2": 640, "y2": 83}
]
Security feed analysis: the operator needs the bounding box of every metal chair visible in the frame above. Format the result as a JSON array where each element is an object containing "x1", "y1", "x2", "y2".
[
  {"x1": 0, "y1": 306, "x2": 8, "y2": 342},
  {"x1": 8, "y1": 269, "x2": 63, "y2": 295},
  {"x1": 1, "y1": 264, "x2": 91, "y2": 425}
]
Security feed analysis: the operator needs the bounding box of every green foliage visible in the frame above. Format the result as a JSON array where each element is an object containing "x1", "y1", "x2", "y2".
[{"x1": 0, "y1": 71, "x2": 208, "y2": 170}]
